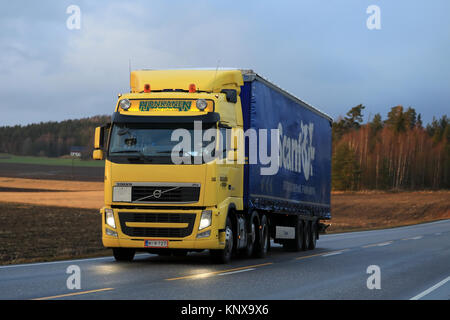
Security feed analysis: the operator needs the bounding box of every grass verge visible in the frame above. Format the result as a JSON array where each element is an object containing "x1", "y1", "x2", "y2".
[{"x1": 0, "y1": 153, "x2": 104, "y2": 167}]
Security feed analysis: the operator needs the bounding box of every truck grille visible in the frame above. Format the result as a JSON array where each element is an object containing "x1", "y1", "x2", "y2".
[
  {"x1": 118, "y1": 212, "x2": 196, "y2": 238},
  {"x1": 132, "y1": 185, "x2": 200, "y2": 203}
]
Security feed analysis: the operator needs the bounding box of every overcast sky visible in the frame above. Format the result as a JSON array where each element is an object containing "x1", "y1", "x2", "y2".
[{"x1": 0, "y1": 0, "x2": 448, "y2": 126}]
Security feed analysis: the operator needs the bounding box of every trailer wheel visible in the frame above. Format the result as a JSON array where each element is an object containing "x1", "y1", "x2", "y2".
[
  {"x1": 254, "y1": 215, "x2": 269, "y2": 258},
  {"x1": 210, "y1": 216, "x2": 233, "y2": 264},
  {"x1": 303, "y1": 221, "x2": 310, "y2": 251},
  {"x1": 287, "y1": 218, "x2": 304, "y2": 252},
  {"x1": 112, "y1": 248, "x2": 135, "y2": 262},
  {"x1": 308, "y1": 222, "x2": 317, "y2": 250}
]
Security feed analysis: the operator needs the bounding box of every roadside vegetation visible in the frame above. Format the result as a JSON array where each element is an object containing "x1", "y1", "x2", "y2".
[
  {"x1": 0, "y1": 115, "x2": 109, "y2": 159},
  {"x1": 0, "y1": 153, "x2": 104, "y2": 167},
  {"x1": 332, "y1": 105, "x2": 449, "y2": 190}
]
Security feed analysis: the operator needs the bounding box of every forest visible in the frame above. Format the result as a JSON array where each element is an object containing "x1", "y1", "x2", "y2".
[
  {"x1": 0, "y1": 106, "x2": 448, "y2": 190},
  {"x1": 332, "y1": 105, "x2": 449, "y2": 190},
  {"x1": 0, "y1": 115, "x2": 110, "y2": 159}
]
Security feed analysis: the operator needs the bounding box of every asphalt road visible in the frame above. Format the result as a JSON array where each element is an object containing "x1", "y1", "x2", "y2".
[{"x1": 1, "y1": 220, "x2": 449, "y2": 300}]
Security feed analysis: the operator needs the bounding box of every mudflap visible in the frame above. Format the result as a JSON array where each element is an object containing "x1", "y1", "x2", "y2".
[{"x1": 318, "y1": 222, "x2": 330, "y2": 234}]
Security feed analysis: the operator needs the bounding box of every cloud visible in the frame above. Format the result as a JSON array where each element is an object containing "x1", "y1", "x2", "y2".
[
  {"x1": 0, "y1": 0, "x2": 448, "y2": 126},
  {"x1": 0, "y1": 1, "x2": 254, "y2": 125}
]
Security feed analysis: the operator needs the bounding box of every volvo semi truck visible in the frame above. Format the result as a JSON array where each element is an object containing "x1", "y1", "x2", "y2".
[{"x1": 93, "y1": 69, "x2": 332, "y2": 263}]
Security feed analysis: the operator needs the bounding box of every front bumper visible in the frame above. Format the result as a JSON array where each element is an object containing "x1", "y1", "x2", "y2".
[{"x1": 101, "y1": 207, "x2": 225, "y2": 250}]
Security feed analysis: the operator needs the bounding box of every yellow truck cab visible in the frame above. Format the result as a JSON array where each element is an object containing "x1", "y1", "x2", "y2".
[{"x1": 94, "y1": 69, "x2": 332, "y2": 263}]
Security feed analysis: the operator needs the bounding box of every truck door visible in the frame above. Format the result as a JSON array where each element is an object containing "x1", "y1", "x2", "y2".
[{"x1": 217, "y1": 126, "x2": 243, "y2": 199}]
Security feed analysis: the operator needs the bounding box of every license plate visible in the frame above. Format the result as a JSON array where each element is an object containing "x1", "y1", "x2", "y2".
[{"x1": 144, "y1": 239, "x2": 168, "y2": 248}]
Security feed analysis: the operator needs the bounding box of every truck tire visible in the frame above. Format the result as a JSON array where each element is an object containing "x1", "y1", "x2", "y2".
[
  {"x1": 112, "y1": 248, "x2": 135, "y2": 262},
  {"x1": 210, "y1": 216, "x2": 233, "y2": 264},
  {"x1": 254, "y1": 215, "x2": 269, "y2": 258},
  {"x1": 302, "y1": 221, "x2": 310, "y2": 251},
  {"x1": 284, "y1": 218, "x2": 304, "y2": 252},
  {"x1": 308, "y1": 221, "x2": 317, "y2": 250},
  {"x1": 240, "y1": 217, "x2": 257, "y2": 258}
]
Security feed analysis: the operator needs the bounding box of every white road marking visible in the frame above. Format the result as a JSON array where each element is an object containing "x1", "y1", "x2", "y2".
[
  {"x1": 410, "y1": 276, "x2": 450, "y2": 300},
  {"x1": 0, "y1": 257, "x2": 113, "y2": 269},
  {"x1": 322, "y1": 250, "x2": 346, "y2": 257},
  {"x1": 218, "y1": 268, "x2": 256, "y2": 276},
  {"x1": 402, "y1": 236, "x2": 423, "y2": 241},
  {"x1": 376, "y1": 241, "x2": 393, "y2": 246},
  {"x1": 0, "y1": 254, "x2": 148, "y2": 269},
  {"x1": 321, "y1": 220, "x2": 449, "y2": 242},
  {"x1": 362, "y1": 241, "x2": 393, "y2": 248}
]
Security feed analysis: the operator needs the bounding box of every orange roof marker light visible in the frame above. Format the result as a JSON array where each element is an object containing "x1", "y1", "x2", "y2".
[
  {"x1": 144, "y1": 84, "x2": 151, "y2": 93},
  {"x1": 189, "y1": 83, "x2": 196, "y2": 93}
]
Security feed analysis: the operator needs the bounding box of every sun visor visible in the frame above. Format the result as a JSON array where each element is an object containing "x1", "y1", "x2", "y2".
[{"x1": 130, "y1": 69, "x2": 244, "y2": 94}]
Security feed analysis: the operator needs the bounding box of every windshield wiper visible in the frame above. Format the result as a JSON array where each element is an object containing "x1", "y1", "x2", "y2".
[
  {"x1": 110, "y1": 150, "x2": 142, "y2": 154},
  {"x1": 117, "y1": 128, "x2": 131, "y2": 136}
]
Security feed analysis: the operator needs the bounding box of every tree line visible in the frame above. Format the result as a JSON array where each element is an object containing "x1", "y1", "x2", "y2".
[
  {"x1": 0, "y1": 116, "x2": 110, "y2": 159},
  {"x1": 332, "y1": 105, "x2": 449, "y2": 190},
  {"x1": 0, "y1": 107, "x2": 448, "y2": 190}
]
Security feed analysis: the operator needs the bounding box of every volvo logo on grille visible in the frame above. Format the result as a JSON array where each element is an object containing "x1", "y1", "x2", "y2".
[
  {"x1": 133, "y1": 185, "x2": 191, "y2": 203},
  {"x1": 152, "y1": 189, "x2": 162, "y2": 198}
]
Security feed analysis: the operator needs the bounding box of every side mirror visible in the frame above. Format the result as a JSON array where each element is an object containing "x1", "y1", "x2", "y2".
[
  {"x1": 93, "y1": 124, "x2": 110, "y2": 160},
  {"x1": 94, "y1": 126, "x2": 105, "y2": 149},
  {"x1": 93, "y1": 149, "x2": 104, "y2": 160}
]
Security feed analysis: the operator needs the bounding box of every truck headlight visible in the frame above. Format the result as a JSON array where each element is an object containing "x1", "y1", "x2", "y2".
[
  {"x1": 199, "y1": 210, "x2": 212, "y2": 230},
  {"x1": 105, "y1": 209, "x2": 116, "y2": 229}
]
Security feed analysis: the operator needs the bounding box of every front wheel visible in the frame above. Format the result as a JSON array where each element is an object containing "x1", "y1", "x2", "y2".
[
  {"x1": 112, "y1": 248, "x2": 135, "y2": 262},
  {"x1": 210, "y1": 216, "x2": 233, "y2": 264}
]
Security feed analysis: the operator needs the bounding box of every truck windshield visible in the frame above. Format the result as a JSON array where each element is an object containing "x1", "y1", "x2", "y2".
[{"x1": 108, "y1": 123, "x2": 217, "y2": 164}]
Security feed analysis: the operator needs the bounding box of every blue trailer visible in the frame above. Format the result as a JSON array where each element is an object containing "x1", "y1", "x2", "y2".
[{"x1": 238, "y1": 70, "x2": 332, "y2": 252}]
